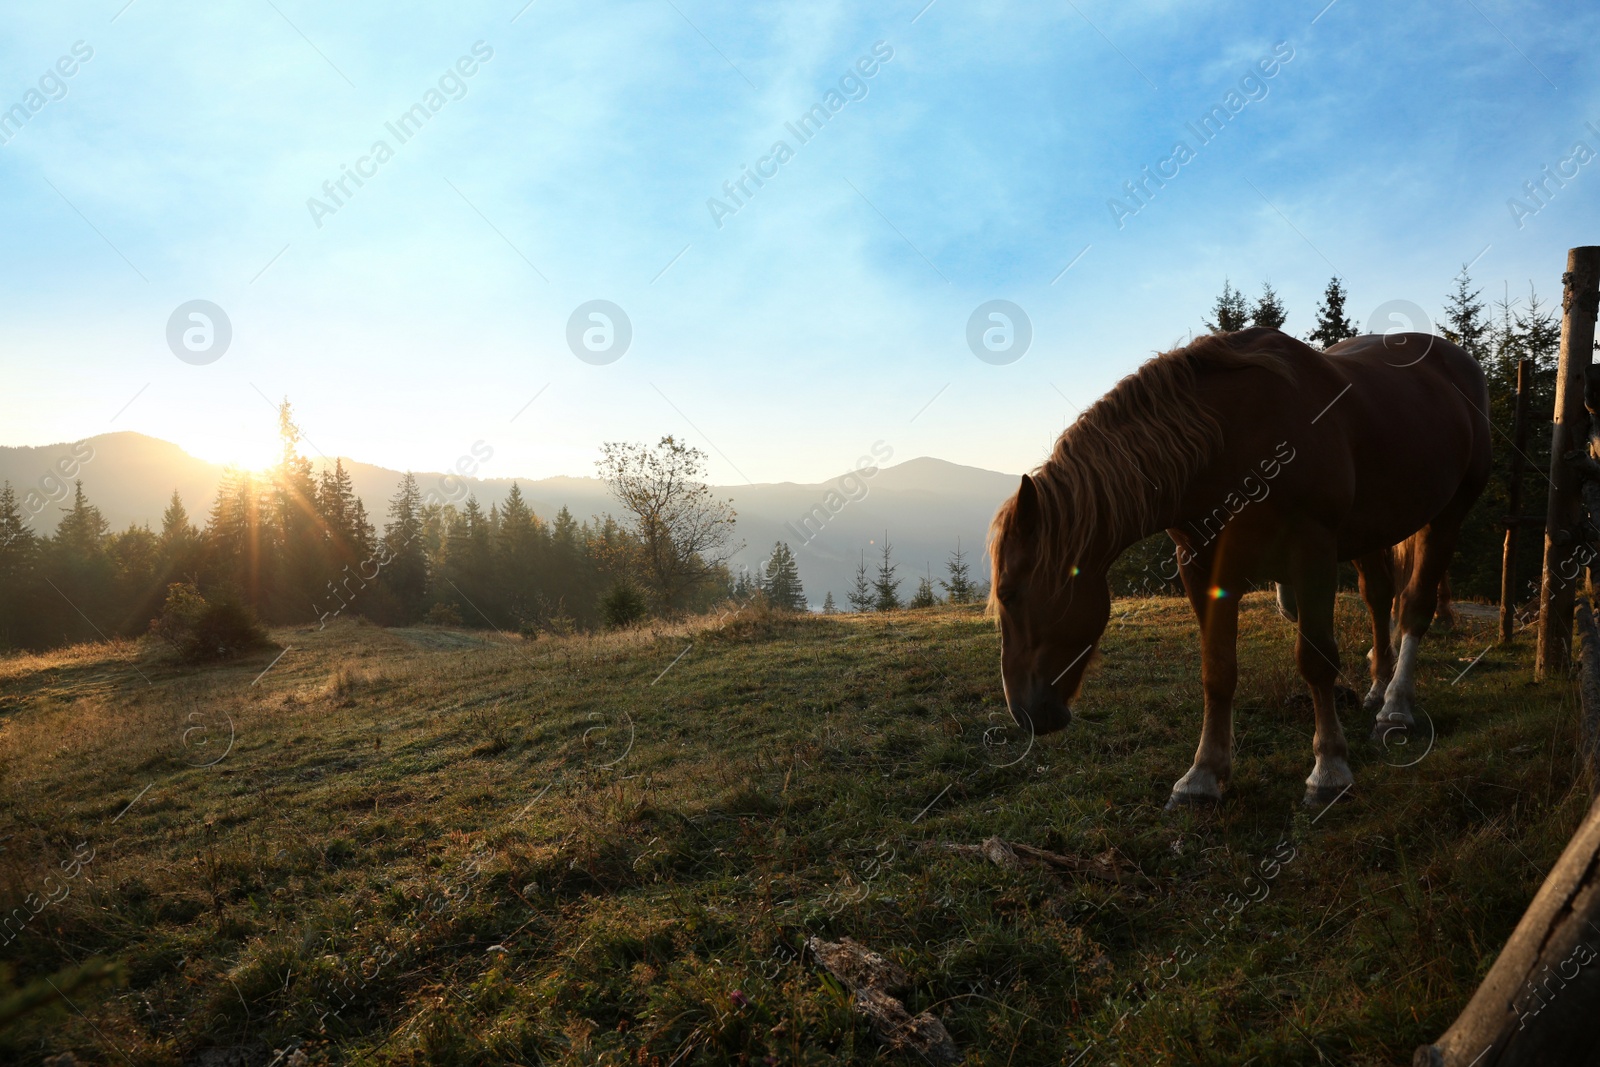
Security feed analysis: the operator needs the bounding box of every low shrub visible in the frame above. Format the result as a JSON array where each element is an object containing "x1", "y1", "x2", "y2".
[
  {"x1": 601, "y1": 579, "x2": 649, "y2": 629},
  {"x1": 150, "y1": 583, "x2": 271, "y2": 662},
  {"x1": 424, "y1": 602, "x2": 464, "y2": 627}
]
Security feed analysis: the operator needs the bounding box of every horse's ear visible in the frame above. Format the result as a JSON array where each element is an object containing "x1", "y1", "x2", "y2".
[{"x1": 1014, "y1": 474, "x2": 1040, "y2": 532}]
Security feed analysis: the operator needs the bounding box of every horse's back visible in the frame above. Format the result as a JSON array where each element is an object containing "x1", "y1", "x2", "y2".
[
  {"x1": 1322, "y1": 332, "x2": 1486, "y2": 399},
  {"x1": 1317, "y1": 332, "x2": 1488, "y2": 467},
  {"x1": 1314, "y1": 332, "x2": 1491, "y2": 552}
]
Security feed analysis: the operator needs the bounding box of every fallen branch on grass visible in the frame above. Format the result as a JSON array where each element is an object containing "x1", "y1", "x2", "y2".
[
  {"x1": 922, "y1": 835, "x2": 1138, "y2": 884},
  {"x1": 807, "y1": 937, "x2": 960, "y2": 1066}
]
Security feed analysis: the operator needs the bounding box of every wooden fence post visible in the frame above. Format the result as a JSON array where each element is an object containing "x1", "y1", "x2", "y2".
[
  {"x1": 1501, "y1": 359, "x2": 1534, "y2": 644},
  {"x1": 1412, "y1": 597, "x2": 1600, "y2": 1066},
  {"x1": 1535, "y1": 247, "x2": 1600, "y2": 680}
]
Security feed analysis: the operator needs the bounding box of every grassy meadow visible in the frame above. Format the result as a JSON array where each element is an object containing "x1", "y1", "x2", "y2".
[{"x1": 0, "y1": 592, "x2": 1585, "y2": 1065}]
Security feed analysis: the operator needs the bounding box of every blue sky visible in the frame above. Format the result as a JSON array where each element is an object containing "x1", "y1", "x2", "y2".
[{"x1": 2, "y1": 0, "x2": 1596, "y2": 485}]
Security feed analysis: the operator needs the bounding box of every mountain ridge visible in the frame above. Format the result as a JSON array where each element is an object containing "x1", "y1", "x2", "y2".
[{"x1": 1, "y1": 432, "x2": 1017, "y2": 607}]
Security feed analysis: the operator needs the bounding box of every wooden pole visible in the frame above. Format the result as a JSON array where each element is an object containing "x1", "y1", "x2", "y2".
[
  {"x1": 1413, "y1": 797, "x2": 1600, "y2": 1065},
  {"x1": 1413, "y1": 597, "x2": 1600, "y2": 1065},
  {"x1": 1501, "y1": 359, "x2": 1534, "y2": 644},
  {"x1": 1535, "y1": 247, "x2": 1600, "y2": 680}
]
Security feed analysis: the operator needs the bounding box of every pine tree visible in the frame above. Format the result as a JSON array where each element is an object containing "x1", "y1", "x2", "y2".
[
  {"x1": 205, "y1": 466, "x2": 264, "y2": 604},
  {"x1": 872, "y1": 535, "x2": 901, "y2": 612},
  {"x1": 271, "y1": 399, "x2": 325, "y2": 622},
  {"x1": 47, "y1": 481, "x2": 114, "y2": 642},
  {"x1": 544, "y1": 505, "x2": 584, "y2": 623},
  {"x1": 1204, "y1": 279, "x2": 1251, "y2": 333},
  {"x1": 1442, "y1": 268, "x2": 1489, "y2": 360},
  {"x1": 108, "y1": 523, "x2": 161, "y2": 631},
  {"x1": 822, "y1": 591, "x2": 836, "y2": 614},
  {"x1": 0, "y1": 483, "x2": 38, "y2": 649},
  {"x1": 380, "y1": 473, "x2": 428, "y2": 621},
  {"x1": 1449, "y1": 277, "x2": 1560, "y2": 608},
  {"x1": 420, "y1": 502, "x2": 455, "y2": 576},
  {"x1": 1305, "y1": 277, "x2": 1356, "y2": 350},
  {"x1": 847, "y1": 552, "x2": 874, "y2": 612},
  {"x1": 940, "y1": 538, "x2": 977, "y2": 604},
  {"x1": 54, "y1": 480, "x2": 110, "y2": 558},
  {"x1": 1514, "y1": 285, "x2": 1561, "y2": 370},
  {"x1": 155, "y1": 490, "x2": 200, "y2": 615},
  {"x1": 496, "y1": 483, "x2": 546, "y2": 623},
  {"x1": 0, "y1": 483, "x2": 36, "y2": 590},
  {"x1": 318, "y1": 459, "x2": 373, "y2": 570},
  {"x1": 442, "y1": 495, "x2": 497, "y2": 624},
  {"x1": 160, "y1": 491, "x2": 198, "y2": 556},
  {"x1": 909, "y1": 566, "x2": 938, "y2": 609},
  {"x1": 1250, "y1": 282, "x2": 1287, "y2": 330},
  {"x1": 762, "y1": 541, "x2": 806, "y2": 611},
  {"x1": 0, "y1": 443, "x2": 699, "y2": 650}
]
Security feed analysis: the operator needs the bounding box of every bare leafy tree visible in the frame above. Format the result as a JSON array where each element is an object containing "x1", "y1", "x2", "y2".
[{"x1": 596, "y1": 436, "x2": 738, "y2": 612}]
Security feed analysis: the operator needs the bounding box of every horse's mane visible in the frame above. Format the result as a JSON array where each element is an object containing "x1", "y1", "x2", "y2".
[{"x1": 988, "y1": 329, "x2": 1295, "y2": 604}]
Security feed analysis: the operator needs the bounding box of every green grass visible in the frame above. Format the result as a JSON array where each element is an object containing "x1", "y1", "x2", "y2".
[{"x1": 0, "y1": 594, "x2": 1583, "y2": 1065}]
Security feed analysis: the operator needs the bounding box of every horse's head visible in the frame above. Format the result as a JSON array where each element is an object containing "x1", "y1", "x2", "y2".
[{"x1": 989, "y1": 473, "x2": 1110, "y2": 736}]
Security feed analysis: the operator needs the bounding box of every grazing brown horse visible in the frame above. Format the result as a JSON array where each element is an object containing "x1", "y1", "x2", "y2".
[{"x1": 988, "y1": 327, "x2": 1490, "y2": 807}]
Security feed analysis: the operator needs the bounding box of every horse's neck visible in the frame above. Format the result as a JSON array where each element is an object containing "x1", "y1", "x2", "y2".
[
  {"x1": 1074, "y1": 501, "x2": 1168, "y2": 574},
  {"x1": 1047, "y1": 414, "x2": 1206, "y2": 569}
]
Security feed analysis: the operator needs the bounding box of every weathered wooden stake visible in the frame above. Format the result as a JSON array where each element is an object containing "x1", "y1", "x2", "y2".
[
  {"x1": 1501, "y1": 359, "x2": 1534, "y2": 644},
  {"x1": 1414, "y1": 597, "x2": 1600, "y2": 1065},
  {"x1": 1535, "y1": 247, "x2": 1600, "y2": 680}
]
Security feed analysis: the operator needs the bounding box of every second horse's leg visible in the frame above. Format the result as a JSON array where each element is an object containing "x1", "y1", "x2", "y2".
[
  {"x1": 1355, "y1": 550, "x2": 1396, "y2": 713},
  {"x1": 1377, "y1": 525, "x2": 1457, "y2": 735},
  {"x1": 1293, "y1": 562, "x2": 1352, "y2": 807}
]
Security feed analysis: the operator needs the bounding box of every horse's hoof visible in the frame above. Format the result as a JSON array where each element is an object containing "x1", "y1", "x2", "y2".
[
  {"x1": 1165, "y1": 790, "x2": 1221, "y2": 812},
  {"x1": 1370, "y1": 715, "x2": 1413, "y2": 743},
  {"x1": 1303, "y1": 783, "x2": 1353, "y2": 808}
]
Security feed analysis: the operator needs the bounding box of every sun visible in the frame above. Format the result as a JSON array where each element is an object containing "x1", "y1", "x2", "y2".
[{"x1": 182, "y1": 432, "x2": 281, "y2": 473}]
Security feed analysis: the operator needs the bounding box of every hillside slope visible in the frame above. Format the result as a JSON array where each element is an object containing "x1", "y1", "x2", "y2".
[{"x1": 0, "y1": 594, "x2": 1582, "y2": 1064}]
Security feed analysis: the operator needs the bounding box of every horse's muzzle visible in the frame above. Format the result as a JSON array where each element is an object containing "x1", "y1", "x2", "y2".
[{"x1": 1006, "y1": 687, "x2": 1072, "y2": 736}]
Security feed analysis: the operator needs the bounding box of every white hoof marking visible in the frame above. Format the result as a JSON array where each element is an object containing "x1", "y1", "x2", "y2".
[
  {"x1": 1305, "y1": 756, "x2": 1353, "y2": 793},
  {"x1": 1170, "y1": 765, "x2": 1223, "y2": 803},
  {"x1": 1379, "y1": 633, "x2": 1420, "y2": 724}
]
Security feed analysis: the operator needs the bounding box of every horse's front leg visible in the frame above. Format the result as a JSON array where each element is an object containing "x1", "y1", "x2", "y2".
[
  {"x1": 1167, "y1": 587, "x2": 1239, "y2": 808},
  {"x1": 1293, "y1": 565, "x2": 1353, "y2": 807}
]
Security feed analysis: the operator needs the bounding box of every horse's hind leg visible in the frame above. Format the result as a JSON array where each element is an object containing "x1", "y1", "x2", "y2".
[
  {"x1": 1354, "y1": 550, "x2": 1396, "y2": 712},
  {"x1": 1291, "y1": 556, "x2": 1353, "y2": 806},
  {"x1": 1375, "y1": 525, "x2": 1458, "y2": 736},
  {"x1": 1435, "y1": 571, "x2": 1457, "y2": 630}
]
